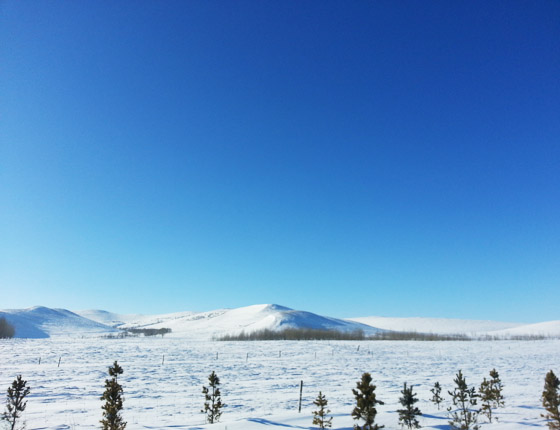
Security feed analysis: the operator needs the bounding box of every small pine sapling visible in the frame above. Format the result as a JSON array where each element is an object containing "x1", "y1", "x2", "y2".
[
  {"x1": 542, "y1": 370, "x2": 560, "y2": 430},
  {"x1": 479, "y1": 368, "x2": 505, "y2": 423},
  {"x1": 100, "y1": 361, "x2": 126, "y2": 430},
  {"x1": 312, "y1": 391, "x2": 333, "y2": 429},
  {"x1": 447, "y1": 370, "x2": 479, "y2": 430},
  {"x1": 397, "y1": 382, "x2": 422, "y2": 429},
  {"x1": 352, "y1": 372, "x2": 385, "y2": 430},
  {"x1": 430, "y1": 382, "x2": 443, "y2": 410},
  {"x1": 2, "y1": 375, "x2": 30, "y2": 430},
  {"x1": 202, "y1": 371, "x2": 225, "y2": 424}
]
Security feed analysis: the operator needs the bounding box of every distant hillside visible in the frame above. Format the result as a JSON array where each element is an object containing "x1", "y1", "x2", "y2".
[
  {"x1": 488, "y1": 320, "x2": 560, "y2": 337},
  {"x1": 75, "y1": 309, "x2": 152, "y2": 328},
  {"x1": 115, "y1": 304, "x2": 382, "y2": 339},
  {"x1": 5, "y1": 304, "x2": 557, "y2": 340},
  {"x1": 347, "y1": 315, "x2": 523, "y2": 335},
  {"x1": 0, "y1": 306, "x2": 116, "y2": 338}
]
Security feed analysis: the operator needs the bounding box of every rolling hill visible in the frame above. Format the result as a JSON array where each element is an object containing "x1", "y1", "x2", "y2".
[
  {"x1": 3, "y1": 304, "x2": 559, "y2": 339},
  {"x1": 0, "y1": 306, "x2": 116, "y2": 338},
  {"x1": 79, "y1": 304, "x2": 381, "y2": 339}
]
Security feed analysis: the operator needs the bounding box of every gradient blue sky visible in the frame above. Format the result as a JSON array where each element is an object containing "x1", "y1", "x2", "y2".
[{"x1": 1, "y1": 1, "x2": 559, "y2": 322}]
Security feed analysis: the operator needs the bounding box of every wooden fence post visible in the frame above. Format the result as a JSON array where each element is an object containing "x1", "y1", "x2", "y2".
[{"x1": 298, "y1": 380, "x2": 303, "y2": 413}]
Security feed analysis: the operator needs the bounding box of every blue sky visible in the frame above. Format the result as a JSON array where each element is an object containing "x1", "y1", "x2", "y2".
[{"x1": 1, "y1": 1, "x2": 559, "y2": 322}]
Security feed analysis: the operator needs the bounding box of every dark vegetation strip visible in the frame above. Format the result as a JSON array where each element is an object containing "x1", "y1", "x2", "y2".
[
  {"x1": 216, "y1": 327, "x2": 556, "y2": 341},
  {"x1": 127, "y1": 327, "x2": 172, "y2": 337},
  {"x1": 0, "y1": 317, "x2": 15, "y2": 339},
  {"x1": 216, "y1": 328, "x2": 471, "y2": 341}
]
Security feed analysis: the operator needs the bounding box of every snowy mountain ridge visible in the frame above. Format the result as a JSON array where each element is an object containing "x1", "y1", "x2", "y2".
[
  {"x1": 78, "y1": 304, "x2": 381, "y2": 340},
  {"x1": 2, "y1": 304, "x2": 559, "y2": 339}
]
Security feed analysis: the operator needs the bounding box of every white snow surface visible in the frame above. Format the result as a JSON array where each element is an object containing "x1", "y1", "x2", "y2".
[
  {"x1": 7, "y1": 305, "x2": 377, "y2": 340},
  {"x1": 348, "y1": 315, "x2": 524, "y2": 336},
  {"x1": 0, "y1": 337, "x2": 558, "y2": 430},
  {"x1": 488, "y1": 320, "x2": 560, "y2": 337},
  {"x1": 0, "y1": 306, "x2": 116, "y2": 338},
  {"x1": 118, "y1": 304, "x2": 383, "y2": 339},
  {"x1": 6, "y1": 305, "x2": 560, "y2": 340},
  {"x1": 75, "y1": 309, "x2": 153, "y2": 328}
]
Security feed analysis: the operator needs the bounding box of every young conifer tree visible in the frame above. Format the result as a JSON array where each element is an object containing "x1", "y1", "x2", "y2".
[
  {"x1": 100, "y1": 361, "x2": 126, "y2": 430},
  {"x1": 542, "y1": 370, "x2": 560, "y2": 430},
  {"x1": 202, "y1": 371, "x2": 224, "y2": 424},
  {"x1": 430, "y1": 382, "x2": 443, "y2": 410},
  {"x1": 352, "y1": 372, "x2": 385, "y2": 430},
  {"x1": 312, "y1": 391, "x2": 333, "y2": 429},
  {"x1": 447, "y1": 370, "x2": 479, "y2": 430},
  {"x1": 397, "y1": 382, "x2": 422, "y2": 429},
  {"x1": 479, "y1": 368, "x2": 505, "y2": 423},
  {"x1": 2, "y1": 375, "x2": 30, "y2": 430}
]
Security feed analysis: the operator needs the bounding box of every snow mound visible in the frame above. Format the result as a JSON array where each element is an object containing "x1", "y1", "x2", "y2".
[
  {"x1": 0, "y1": 306, "x2": 117, "y2": 338},
  {"x1": 74, "y1": 309, "x2": 181, "y2": 328},
  {"x1": 488, "y1": 320, "x2": 560, "y2": 337},
  {"x1": 347, "y1": 315, "x2": 523, "y2": 335},
  {"x1": 121, "y1": 304, "x2": 381, "y2": 339}
]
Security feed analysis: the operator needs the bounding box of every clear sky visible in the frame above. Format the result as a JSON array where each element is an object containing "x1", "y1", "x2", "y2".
[{"x1": 1, "y1": 1, "x2": 559, "y2": 322}]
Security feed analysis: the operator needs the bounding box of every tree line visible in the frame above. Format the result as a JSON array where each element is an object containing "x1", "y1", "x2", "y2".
[
  {"x1": 3, "y1": 366, "x2": 560, "y2": 430},
  {"x1": 217, "y1": 327, "x2": 472, "y2": 341},
  {"x1": 0, "y1": 317, "x2": 15, "y2": 339}
]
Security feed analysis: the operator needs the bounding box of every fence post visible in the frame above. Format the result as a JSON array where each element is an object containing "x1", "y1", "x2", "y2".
[{"x1": 298, "y1": 380, "x2": 303, "y2": 413}]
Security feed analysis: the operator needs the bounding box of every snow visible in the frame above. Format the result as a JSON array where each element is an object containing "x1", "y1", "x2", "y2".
[
  {"x1": 1, "y1": 305, "x2": 559, "y2": 429},
  {"x1": 83, "y1": 304, "x2": 382, "y2": 340},
  {"x1": 0, "y1": 336, "x2": 558, "y2": 429},
  {"x1": 488, "y1": 320, "x2": 560, "y2": 337},
  {"x1": 347, "y1": 316, "x2": 524, "y2": 336},
  {"x1": 75, "y1": 309, "x2": 152, "y2": 328},
  {"x1": 0, "y1": 306, "x2": 116, "y2": 338},
  {"x1": 6, "y1": 305, "x2": 560, "y2": 341}
]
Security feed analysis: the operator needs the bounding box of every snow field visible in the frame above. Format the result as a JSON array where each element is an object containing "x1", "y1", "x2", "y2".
[{"x1": 0, "y1": 337, "x2": 558, "y2": 429}]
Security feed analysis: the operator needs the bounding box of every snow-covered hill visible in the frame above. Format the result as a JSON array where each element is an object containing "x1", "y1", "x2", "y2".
[
  {"x1": 347, "y1": 315, "x2": 523, "y2": 335},
  {"x1": 117, "y1": 304, "x2": 382, "y2": 339},
  {"x1": 4, "y1": 304, "x2": 558, "y2": 340},
  {"x1": 75, "y1": 309, "x2": 161, "y2": 328},
  {"x1": 488, "y1": 320, "x2": 560, "y2": 337},
  {"x1": 0, "y1": 306, "x2": 116, "y2": 338}
]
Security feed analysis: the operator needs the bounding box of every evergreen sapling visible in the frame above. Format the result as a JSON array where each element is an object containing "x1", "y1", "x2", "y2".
[
  {"x1": 447, "y1": 370, "x2": 479, "y2": 430},
  {"x1": 430, "y1": 382, "x2": 443, "y2": 410},
  {"x1": 542, "y1": 370, "x2": 560, "y2": 430},
  {"x1": 100, "y1": 361, "x2": 126, "y2": 430},
  {"x1": 479, "y1": 368, "x2": 504, "y2": 423},
  {"x1": 352, "y1": 372, "x2": 384, "y2": 430},
  {"x1": 202, "y1": 371, "x2": 224, "y2": 424},
  {"x1": 397, "y1": 382, "x2": 422, "y2": 429},
  {"x1": 2, "y1": 375, "x2": 30, "y2": 430},
  {"x1": 312, "y1": 391, "x2": 332, "y2": 429}
]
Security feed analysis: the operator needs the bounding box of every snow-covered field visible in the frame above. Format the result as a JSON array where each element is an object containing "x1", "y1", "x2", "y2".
[{"x1": 1, "y1": 337, "x2": 558, "y2": 430}]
